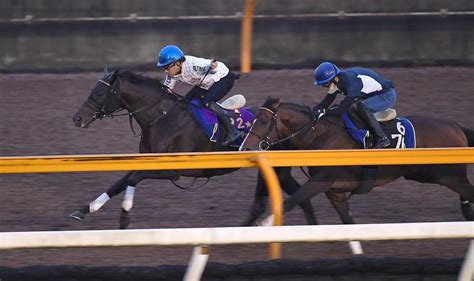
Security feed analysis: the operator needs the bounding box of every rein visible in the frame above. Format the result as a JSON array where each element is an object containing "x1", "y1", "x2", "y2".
[{"x1": 249, "y1": 106, "x2": 318, "y2": 151}]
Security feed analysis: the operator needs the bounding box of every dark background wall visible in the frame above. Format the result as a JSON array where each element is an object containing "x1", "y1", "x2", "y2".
[{"x1": 1, "y1": 0, "x2": 474, "y2": 71}]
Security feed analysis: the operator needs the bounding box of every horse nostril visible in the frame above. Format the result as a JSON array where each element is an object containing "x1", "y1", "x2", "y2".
[{"x1": 73, "y1": 116, "x2": 81, "y2": 122}]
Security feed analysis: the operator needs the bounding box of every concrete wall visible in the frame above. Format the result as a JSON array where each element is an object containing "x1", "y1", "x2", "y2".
[{"x1": 1, "y1": 1, "x2": 473, "y2": 71}]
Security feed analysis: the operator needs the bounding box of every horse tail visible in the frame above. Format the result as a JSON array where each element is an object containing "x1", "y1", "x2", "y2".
[{"x1": 461, "y1": 126, "x2": 474, "y2": 147}]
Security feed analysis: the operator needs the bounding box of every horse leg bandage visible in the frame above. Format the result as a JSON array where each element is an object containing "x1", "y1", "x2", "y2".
[
  {"x1": 89, "y1": 193, "x2": 110, "y2": 213},
  {"x1": 122, "y1": 185, "x2": 136, "y2": 211}
]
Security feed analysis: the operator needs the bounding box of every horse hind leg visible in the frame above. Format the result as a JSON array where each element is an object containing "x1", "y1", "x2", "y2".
[
  {"x1": 435, "y1": 165, "x2": 474, "y2": 221},
  {"x1": 69, "y1": 171, "x2": 133, "y2": 221},
  {"x1": 460, "y1": 196, "x2": 474, "y2": 221}
]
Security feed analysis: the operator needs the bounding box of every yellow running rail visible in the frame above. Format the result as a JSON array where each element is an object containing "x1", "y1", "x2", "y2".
[{"x1": 1, "y1": 148, "x2": 474, "y2": 174}]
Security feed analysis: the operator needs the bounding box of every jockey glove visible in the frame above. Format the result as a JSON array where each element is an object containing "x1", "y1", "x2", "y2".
[{"x1": 311, "y1": 107, "x2": 326, "y2": 121}]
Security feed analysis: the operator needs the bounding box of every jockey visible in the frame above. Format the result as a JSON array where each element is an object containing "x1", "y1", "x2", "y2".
[
  {"x1": 312, "y1": 62, "x2": 396, "y2": 148},
  {"x1": 156, "y1": 45, "x2": 240, "y2": 146}
]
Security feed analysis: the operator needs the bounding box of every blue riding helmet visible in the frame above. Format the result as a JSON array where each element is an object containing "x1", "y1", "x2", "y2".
[
  {"x1": 157, "y1": 45, "x2": 184, "y2": 68},
  {"x1": 314, "y1": 62, "x2": 341, "y2": 86}
]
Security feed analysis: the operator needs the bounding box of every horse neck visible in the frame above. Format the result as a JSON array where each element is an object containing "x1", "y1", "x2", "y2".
[
  {"x1": 119, "y1": 79, "x2": 182, "y2": 129},
  {"x1": 277, "y1": 104, "x2": 313, "y2": 144},
  {"x1": 278, "y1": 105, "x2": 336, "y2": 150}
]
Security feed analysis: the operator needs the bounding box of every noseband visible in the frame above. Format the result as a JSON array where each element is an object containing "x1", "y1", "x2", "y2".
[{"x1": 249, "y1": 105, "x2": 317, "y2": 151}]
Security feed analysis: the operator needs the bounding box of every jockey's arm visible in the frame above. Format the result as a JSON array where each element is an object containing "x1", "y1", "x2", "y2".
[
  {"x1": 313, "y1": 92, "x2": 337, "y2": 112},
  {"x1": 324, "y1": 96, "x2": 357, "y2": 116},
  {"x1": 163, "y1": 75, "x2": 177, "y2": 91}
]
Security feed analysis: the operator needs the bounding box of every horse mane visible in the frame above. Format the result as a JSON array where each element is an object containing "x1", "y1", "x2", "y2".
[
  {"x1": 117, "y1": 69, "x2": 165, "y2": 90},
  {"x1": 262, "y1": 96, "x2": 311, "y2": 115},
  {"x1": 281, "y1": 102, "x2": 312, "y2": 115},
  {"x1": 117, "y1": 69, "x2": 188, "y2": 107}
]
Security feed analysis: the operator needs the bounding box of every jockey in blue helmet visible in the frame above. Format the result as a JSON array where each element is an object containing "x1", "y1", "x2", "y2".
[
  {"x1": 156, "y1": 45, "x2": 240, "y2": 146},
  {"x1": 313, "y1": 62, "x2": 397, "y2": 149}
]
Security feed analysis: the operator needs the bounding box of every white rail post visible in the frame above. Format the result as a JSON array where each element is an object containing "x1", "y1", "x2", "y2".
[
  {"x1": 458, "y1": 240, "x2": 474, "y2": 281},
  {"x1": 183, "y1": 246, "x2": 209, "y2": 281}
]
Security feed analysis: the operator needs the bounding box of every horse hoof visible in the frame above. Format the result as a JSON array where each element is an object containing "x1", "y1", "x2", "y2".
[
  {"x1": 256, "y1": 215, "x2": 275, "y2": 226},
  {"x1": 69, "y1": 211, "x2": 85, "y2": 220},
  {"x1": 460, "y1": 201, "x2": 474, "y2": 221},
  {"x1": 119, "y1": 210, "x2": 130, "y2": 229}
]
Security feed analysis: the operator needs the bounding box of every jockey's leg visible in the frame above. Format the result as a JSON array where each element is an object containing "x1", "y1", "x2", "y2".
[
  {"x1": 202, "y1": 75, "x2": 240, "y2": 146},
  {"x1": 207, "y1": 102, "x2": 240, "y2": 145},
  {"x1": 357, "y1": 89, "x2": 396, "y2": 148},
  {"x1": 355, "y1": 102, "x2": 390, "y2": 149}
]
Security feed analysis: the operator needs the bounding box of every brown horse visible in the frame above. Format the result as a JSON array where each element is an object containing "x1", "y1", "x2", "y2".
[
  {"x1": 70, "y1": 68, "x2": 318, "y2": 228},
  {"x1": 240, "y1": 96, "x2": 474, "y2": 224}
]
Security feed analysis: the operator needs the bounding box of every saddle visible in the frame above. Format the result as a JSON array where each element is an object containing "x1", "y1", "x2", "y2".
[
  {"x1": 343, "y1": 107, "x2": 416, "y2": 149},
  {"x1": 189, "y1": 95, "x2": 254, "y2": 146}
]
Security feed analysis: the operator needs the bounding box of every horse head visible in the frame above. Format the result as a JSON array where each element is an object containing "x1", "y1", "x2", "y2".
[
  {"x1": 73, "y1": 66, "x2": 124, "y2": 128},
  {"x1": 240, "y1": 96, "x2": 316, "y2": 151},
  {"x1": 239, "y1": 96, "x2": 283, "y2": 151}
]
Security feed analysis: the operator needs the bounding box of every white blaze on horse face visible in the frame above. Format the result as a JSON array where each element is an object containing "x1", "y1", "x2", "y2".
[
  {"x1": 89, "y1": 193, "x2": 110, "y2": 213},
  {"x1": 121, "y1": 185, "x2": 136, "y2": 211}
]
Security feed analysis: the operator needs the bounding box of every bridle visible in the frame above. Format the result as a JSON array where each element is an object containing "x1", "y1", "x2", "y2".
[
  {"x1": 248, "y1": 105, "x2": 318, "y2": 151},
  {"x1": 89, "y1": 77, "x2": 181, "y2": 137}
]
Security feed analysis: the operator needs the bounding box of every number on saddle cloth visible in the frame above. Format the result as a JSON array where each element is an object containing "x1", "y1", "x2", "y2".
[
  {"x1": 189, "y1": 97, "x2": 254, "y2": 144},
  {"x1": 341, "y1": 110, "x2": 416, "y2": 149}
]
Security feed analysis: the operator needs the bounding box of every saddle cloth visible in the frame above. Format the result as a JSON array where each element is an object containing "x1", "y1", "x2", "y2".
[
  {"x1": 341, "y1": 112, "x2": 416, "y2": 149},
  {"x1": 189, "y1": 99, "x2": 254, "y2": 145}
]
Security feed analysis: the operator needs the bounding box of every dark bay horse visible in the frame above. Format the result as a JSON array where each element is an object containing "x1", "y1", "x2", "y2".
[
  {"x1": 70, "y1": 69, "x2": 318, "y2": 228},
  {"x1": 240, "y1": 96, "x2": 474, "y2": 224}
]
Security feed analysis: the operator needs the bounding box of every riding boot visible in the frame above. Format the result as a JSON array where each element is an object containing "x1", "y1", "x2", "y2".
[
  {"x1": 355, "y1": 103, "x2": 390, "y2": 149},
  {"x1": 207, "y1": 102, "x2": 241, "y2": 146}
]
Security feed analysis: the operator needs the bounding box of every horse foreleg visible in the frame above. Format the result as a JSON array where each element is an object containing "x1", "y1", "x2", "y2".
[
  {"x1": 325, "y1": 190, "x2": 355, "y2": 224},
  {"x1": 118, "y1": 170, "x2": 179, "y2": 229},
  {"x1": 241, "y1": 173, "x2": 268, "y2": 226},
  {"x1": 325, "y1": 190, "x2": 363, "y2": 254},
  {"x1": 70, "y1": 171, "x2": 133, "y2": 221},
  {"x1": 258, "y1": 168, "x2": 336, "y2": 226},
  {"x1": 283, "y1": 169, "x2": 335, "y2": 214},
  {"x1": 277, "y1": 167, "x2": 317, "y2": 225}
]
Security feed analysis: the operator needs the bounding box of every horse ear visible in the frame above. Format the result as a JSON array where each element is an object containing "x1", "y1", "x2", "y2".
[
  {"x1": 103, "y1": 64, "x2": 109, "y2": 78},
  {"x1": 275, "y1": 97, "x2": 282, "y2": 107},
  {"x1": 111, "y1": 69, "x2": 119, "y2": 80}
]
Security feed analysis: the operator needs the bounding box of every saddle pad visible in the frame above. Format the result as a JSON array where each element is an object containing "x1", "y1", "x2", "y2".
[
  {"x1": 341, "y1": 113, "x2": 416, "y2": 149},
  {"x1": 189, "y1": 99, "x2": 254, "y2": 145}
]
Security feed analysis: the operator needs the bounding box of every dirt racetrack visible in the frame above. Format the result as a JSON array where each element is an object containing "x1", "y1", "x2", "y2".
[{"x1": 1, "y1": 67, "x2": 473, "y2": 279}]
